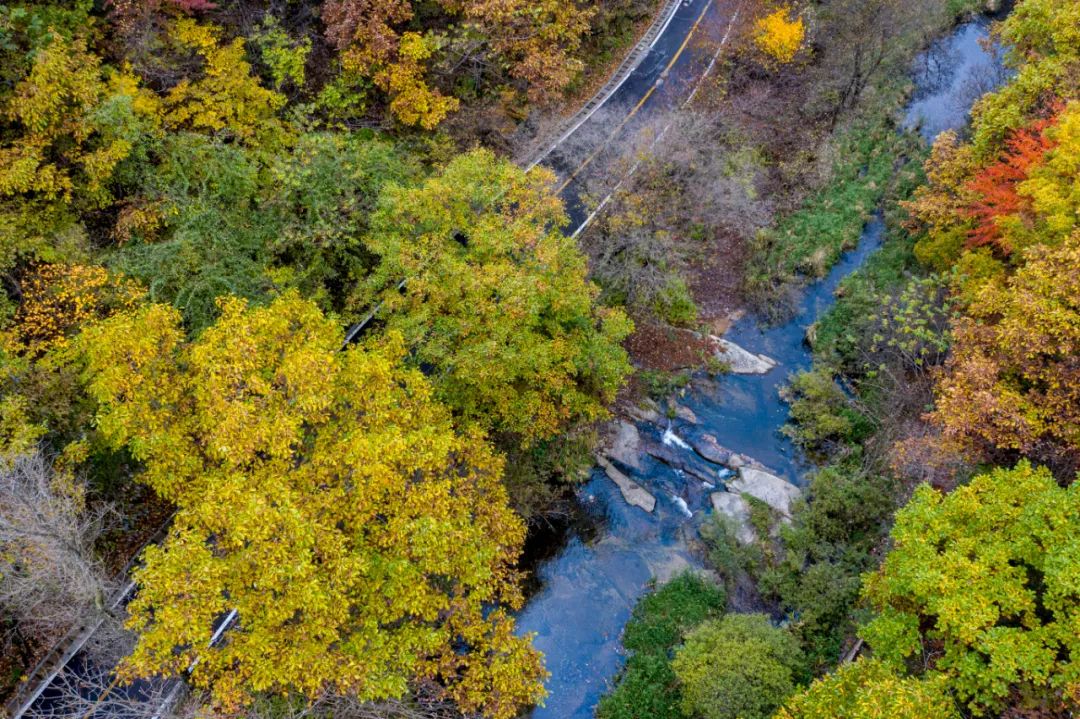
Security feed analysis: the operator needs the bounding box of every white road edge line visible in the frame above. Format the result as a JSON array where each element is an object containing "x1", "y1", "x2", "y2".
[
  {"x1": 526, "y1": 0, "x2": 686, "y2": 171},
  {"x1": 572, "y1": 0, "x2": 743, "y2": 238},
  {"x1": 650, "y1": 0, "x2": 688, "y2": 49}
]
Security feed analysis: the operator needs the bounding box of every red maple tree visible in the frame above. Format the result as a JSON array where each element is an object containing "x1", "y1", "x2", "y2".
[{"x1": 964, "y1": 108, "x2": 1060, "y2": 254}]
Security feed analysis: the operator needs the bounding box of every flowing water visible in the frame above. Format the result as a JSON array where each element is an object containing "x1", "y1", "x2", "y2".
[{"x1": 516, "y1": 17, "x2": 1008, "y2": 719}]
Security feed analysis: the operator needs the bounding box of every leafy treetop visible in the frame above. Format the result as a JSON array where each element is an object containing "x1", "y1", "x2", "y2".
[
  {"x1": 362, "y1": 148, "x2": 632, "y2": 444},
  {"x1": 860, "y1": 462, "x2": 1080, "y2": 714},
  {"x1": 80, "y1": 292, "x2": 546, "y2": 719},
  {"x1": 774, "y1": 658, "x2": 960, "y2": 719},
  {"x1": 754, "y1": 6, "x2": 805, "y2": 65}
]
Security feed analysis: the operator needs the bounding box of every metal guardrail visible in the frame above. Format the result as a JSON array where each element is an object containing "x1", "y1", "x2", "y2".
[
  {"x1": 521, "y1": 0, "x2": 685, "y2": 170},
  {"x1": 5, "y1": 514, "x2": 177, "y2": 719}
]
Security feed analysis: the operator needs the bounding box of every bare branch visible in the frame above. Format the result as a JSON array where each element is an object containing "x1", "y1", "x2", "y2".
[{"x1": 0, "y1": 451, "x2": 119, "y2": 649}]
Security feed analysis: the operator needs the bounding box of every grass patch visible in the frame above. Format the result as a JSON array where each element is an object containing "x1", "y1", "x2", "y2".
[
  {"x1": 808, "y1": 156, "x2": 928, "y2": 367},
  {"x1": 745, "y1": 116, "x2": 925, "y2": 318},
  {"x1": 639, "y1": 368, "x2": 692, "y2": 401}
]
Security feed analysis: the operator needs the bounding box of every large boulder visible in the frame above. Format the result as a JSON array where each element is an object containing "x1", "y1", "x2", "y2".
[
  {"x1": 729, "y1": 467, "x2": 801, "y2": 518},
  {"x1": 710, "y1": 491, "x2": 756, "y2": 544},
  {"x1": 690, "y1": 433, "x2": 766, "y2": 471},
  {"x1": 643, "y1": 439, "x2": 720, "y2": 485},
  {"x1": 606, "y1": 420, "x2": 643, "y2": 470},
  {"x1": 596, "y1": 456, "x2": 656, "y2": 512},
  {"x1": 711, "y1": 336, "x2": 778, "y2": 375}
]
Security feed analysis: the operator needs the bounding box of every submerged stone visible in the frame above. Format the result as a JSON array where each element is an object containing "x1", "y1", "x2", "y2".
[{"x1": 643, "y1": 439, "x2": 720, "y2": 485}]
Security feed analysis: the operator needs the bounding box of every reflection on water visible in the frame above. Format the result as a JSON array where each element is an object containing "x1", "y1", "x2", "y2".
[
  {"x1": 517, "y1": 18, "x2": 1006, "y2": 719},
  {"x1": 905, "y1": 20, "x2": 1010, "y2": 142}
]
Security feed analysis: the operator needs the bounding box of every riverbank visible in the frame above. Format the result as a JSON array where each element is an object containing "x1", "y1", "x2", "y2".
[{"x1": 516, "y1": 5, "x2": 1008, "y2": 717}]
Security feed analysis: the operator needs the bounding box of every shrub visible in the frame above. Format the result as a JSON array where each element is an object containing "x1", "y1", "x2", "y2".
[
  {"x1": 754, "y1": 6, "x2": 805, "y2": 65},
  {"x1": 783, "y1": 368, "x2": 873, "y2": 452},
  {"x1": 672, "y1": 614, "x2": 804, "y2": 719},
  {"x1": 597, "y1": 573, "x2": 726, "y2": 719},
  {"x1": 759, "y1": 457, "x2": 895, "y2": 670}
]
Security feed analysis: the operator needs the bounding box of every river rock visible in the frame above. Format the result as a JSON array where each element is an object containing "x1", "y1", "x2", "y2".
[
  {"x1": 691, "y1": 433, "x2": 733, "y2": 466},
  {"x1": 606, "y1": 420, "x2": 643, "y2": 470},
  {"x1": 729, "y1": 467, "x2": 801, "y2": 518},
  {"x1": 710, "y1": 492, "x2": 757, "y2": 544},
  {"x1": 643, "y1": 439, "x2": 720, "y2": 485},
  {"x1": 711, "y1": 336, "x2": 778, "y2": 375},
  {"x1": 623, "y1": 399, "x2": 664, "y2": 426},
  {"x1": 689, "y1": 434, "x2": 766, "y2": 471},
  {"x1": 596, "y1": 456, "x2": 656, "y2": 513},
  {"x1": 671, "y1": 402, "x2": 698, "y2": 424}
]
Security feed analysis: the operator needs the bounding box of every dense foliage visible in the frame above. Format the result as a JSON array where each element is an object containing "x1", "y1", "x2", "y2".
[
  {"x1": 598, "y1": 3, "x2": 1080, "y2": 719},
  {"x1": 672, "y1": 614, "x2": 805, "y2": 719},
  {"x1": 4, "y1": 0, "x2": 1080, "y2": 718},
  {"x1": 766, "y1": 2, "x2": 1080, "y2": 718},
  {"x1": 931, "y1": 234, "x2": 1080, "y2": 471},
  {"x1": 901, "y1": 0, "x2": 1080, "y2": 476},
  {"x1": 0, "y1": 0, "x2": 639, "y2": 714},
  {"x1": 81, "y1": 294, "x2": 546, "y2": 718},
  {"x1": 361, "y1": 150, "x2": 632, "y2": 444},
  {"x1": 596, "y1": 574, "x2": 726, "y2": 719},
  {"x1": 775, "y1": 659, "x2": 959, "y2": 719},
  {"x1": 861, "y1": 462, "x2": 1080, "y2": 714}
]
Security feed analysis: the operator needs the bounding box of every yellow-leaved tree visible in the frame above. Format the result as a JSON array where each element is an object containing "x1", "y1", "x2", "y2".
[
  {"x1": 361, "y1": 149, "x2": 633, "y2": 445},
  {"x1": 80, "y1": 292, "x2": 546, "y2": 719},
  {"x1": 754, "y1": 6, "x2": 805, "y2": 65},
  {"x1": 163, "y1": 19, "x2": 287, "y2": 144},
  {"x1": 0, "y1": 32, "x2": 159, "y2": 206}
]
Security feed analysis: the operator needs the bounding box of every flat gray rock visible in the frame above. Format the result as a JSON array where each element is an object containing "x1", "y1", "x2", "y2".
[
  {"x1": 606, "y1": 420, "x2": 643, "y2": 470},
  {"x1": 711, "y1": 336, "x2": 778, "y2": 375},
  {"x1": 672, "y1": 402, "x2": 698, "y2": 424},
  {"x1": 596, "y1": 456, "x2": 656, "y2": 513},
  {"x1": 729, "y1": 467, "x2": 801, "y2": 518},
  {"x1": 690, "y1": 434, "x2": 766, "y2": 471},
  {"x1": 691, "y1": 433, "x2": 733, "y2": 466},
  {"x1": 710, "y1": 491, "x2": 757, "y2": 544}
]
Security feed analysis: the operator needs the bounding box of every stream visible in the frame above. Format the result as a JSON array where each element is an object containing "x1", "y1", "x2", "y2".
[{"x1": 515, "y1": 15, "x2": 1008, "y2": 719}]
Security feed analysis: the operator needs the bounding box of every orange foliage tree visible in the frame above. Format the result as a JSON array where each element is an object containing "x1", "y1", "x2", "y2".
[{"x1": 322, "y1": 0, "x2": 590, "y2": 127}]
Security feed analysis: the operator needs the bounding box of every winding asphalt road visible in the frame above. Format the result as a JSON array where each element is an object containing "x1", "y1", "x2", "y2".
[
  {"x1": 9, "y1": 2, "x2": 743, "y2": 717},
  {"x1": 541, "y1": 0, "x2": 743, "y2": 233}
]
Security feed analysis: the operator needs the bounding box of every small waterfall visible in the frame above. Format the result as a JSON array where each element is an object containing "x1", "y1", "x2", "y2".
[
  {"x1": 662, "y1": 422, "x2": 692, "y2": 450},
  {"x1": 671, "y1": 494, "x2": 693, "y2": 517}
]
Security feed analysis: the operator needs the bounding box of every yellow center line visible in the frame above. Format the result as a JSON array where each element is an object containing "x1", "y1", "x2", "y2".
[{"x1": 556, "y1": 0, "x2": 717, "y2": 194}]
